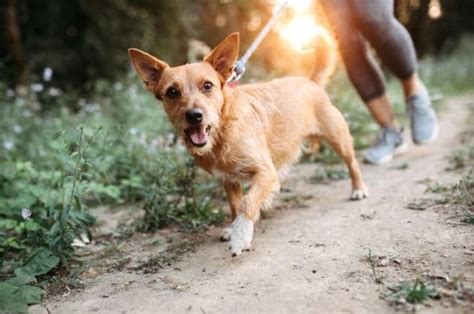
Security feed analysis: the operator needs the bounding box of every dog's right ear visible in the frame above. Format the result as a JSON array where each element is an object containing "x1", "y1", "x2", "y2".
[{"x1": 128, "y1": 48, "x2": 168, "y2": 92}]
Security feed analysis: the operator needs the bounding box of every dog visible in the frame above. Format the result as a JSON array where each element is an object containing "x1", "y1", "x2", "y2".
[{"x1": 128, "y1": 32, "x2": 368, "y2": 256}]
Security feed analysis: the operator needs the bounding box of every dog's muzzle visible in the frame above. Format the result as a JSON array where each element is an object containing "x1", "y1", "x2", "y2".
[{"x1": 184, "y1": 108, "x2": 211, "y2": 147}]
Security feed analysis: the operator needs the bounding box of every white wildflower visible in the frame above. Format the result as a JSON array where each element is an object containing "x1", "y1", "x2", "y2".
[
  {"x1": 113, "y1": 82, "x2": 123, "y2": 91},
  {"x1": 15, "y1": 98, "x2": 25, "y2": 107},
  {"x1": 16, "y1": 86, "x2": 28, "y2": 96},
  {"x1": 166, "y1": 132, "x2": 175, "y2": 145},
  {"x1": 31, "y1": 101, "x2": 41, "y2": 111},
  {"x1": 42, "y1": 67, "x2": 53, "y2": 82},
  {"x1": 138, "y1": 133, "x2": 147, "y2": 146},
  {"x1": 147, "y1": 138, "x2": 159, "y2": 154},
  {"x1": 13, "y1": 124, "x2": 22, "y2": 134},
  {"x1": 84, "y1": 103, "x2": 99, "y2": 113},
  {"x1": 3, "y1": 140, "x2": 14, "y2": 151},
  {"x1": 22, "y1": 110, "x2": 32, "y2": 118},
  {"x1": 6, "y1": 89, "x2": 15, "y2": 97},
  {"x1": 47, "y1": 87, "x2": 61, "y2": 97},
  {"x1": 129, "y1": 128, "x2": 139, "y2": 136},
  {"x1": 127, "y1": 85, "x2": 137, "y2": 98},
  {"x1": 21, "y1": 208, "x2": 32, "y2": 220},
  {"x1": 30, "y1": 83, "x2": 44, "y2": 93}
]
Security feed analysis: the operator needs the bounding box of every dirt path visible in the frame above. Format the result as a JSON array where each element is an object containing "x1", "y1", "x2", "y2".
[{"x1": 34, "y1": 96, "x2": 473, "y2": 313}]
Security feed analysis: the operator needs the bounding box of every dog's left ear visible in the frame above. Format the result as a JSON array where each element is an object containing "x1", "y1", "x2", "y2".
[
  {"x1": 204, "y1": 33, "x2": 239, "y2": 82},
  {"x1": 128, "y1": 48, "x2": 168, "y2": 92}
]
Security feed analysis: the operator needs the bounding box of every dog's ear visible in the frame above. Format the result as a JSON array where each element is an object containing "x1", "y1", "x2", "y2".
[
  {"x1": 128, "y1": 48, "x2": 168, "y2": 92},
  {"x1": 204, "y1": 33, "x2": 239, "y2": 82}
]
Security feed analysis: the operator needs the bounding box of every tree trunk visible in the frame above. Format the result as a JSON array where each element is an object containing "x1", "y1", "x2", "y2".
[{"x1": 2, "y1": 0, "x2": 28, "y2": 86}]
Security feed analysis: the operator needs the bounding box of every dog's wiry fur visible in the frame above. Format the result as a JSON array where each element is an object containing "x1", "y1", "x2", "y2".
[{"x1": 128, "y1": 32, "x2": 368, "y2": 256}]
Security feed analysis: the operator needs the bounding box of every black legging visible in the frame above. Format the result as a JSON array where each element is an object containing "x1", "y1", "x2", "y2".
[{"x1": 320, "y1": 0, "x2": 417, "y2": 102}]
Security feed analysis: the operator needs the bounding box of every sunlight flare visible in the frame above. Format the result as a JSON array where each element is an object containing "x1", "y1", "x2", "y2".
[{"x1": 278, "y1": 15, "x2": 327, "y2": 53}]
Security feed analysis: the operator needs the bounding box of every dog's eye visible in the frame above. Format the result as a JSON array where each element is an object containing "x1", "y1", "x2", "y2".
[
  {"x1": 165, "y1": 87, "x2": 181, "y2": 99},
  {"x1": 203, "y1": 81, "x2": 213, "y2": 92}
]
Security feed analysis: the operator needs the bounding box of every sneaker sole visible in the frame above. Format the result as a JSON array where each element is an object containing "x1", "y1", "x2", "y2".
[
  {"x1": 364, "y1": 142, "x2": 409, "y2": 165},
  {"x1": 413, "y1": 119, "x2": 440, "y2": 145}
]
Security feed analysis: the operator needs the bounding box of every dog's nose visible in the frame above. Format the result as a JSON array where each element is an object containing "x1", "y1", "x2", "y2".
[{"x1": 185, "y1": 108, "x2": 203, "y2": 125}]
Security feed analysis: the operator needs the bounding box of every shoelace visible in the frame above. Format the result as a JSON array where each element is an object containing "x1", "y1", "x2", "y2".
[
  {"x1": 408, "y1": 95, "x2": 431, "y2": 115},
  {"x1": 375, "y1": 128, "x2": 402, "y2": 147}
]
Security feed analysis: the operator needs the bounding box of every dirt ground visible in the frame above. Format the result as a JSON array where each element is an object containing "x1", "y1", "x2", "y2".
[{"x1": 32, "y1": 95, "x2": 473, "y2": 313}]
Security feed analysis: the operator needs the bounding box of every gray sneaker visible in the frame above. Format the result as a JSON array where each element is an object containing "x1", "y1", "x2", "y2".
[
  {"x1": 407, "y1": 93, "x2": 439, "y2": 145},
  {"x1": 363, "y1": 127, "x2": 408, "y2": 165}
]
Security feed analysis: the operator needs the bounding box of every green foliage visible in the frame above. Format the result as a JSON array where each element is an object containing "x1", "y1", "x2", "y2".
[
  {"x1": 310, "y1": 167, "x2": 349, "y2": 184},
  {"x1": 141, "y1": 159, "x2": 224, "y2": 231},
  {"x1": 419, "y1": 36, "x2": 474, "y2": 95},
  {"x1": 0, "y1": 281, "x2": 40, "y2": 314},
  {"x1": 388, "y1": 279, "x2": 439, "y2": 304},
  {"x1": 0, "y1": 77, "x2": 221, "y2": 302},
  {"x1": 14, "y1": 248, "x2": 60, "y2": 279},
  {"x1": 1, "y1": 0, "x2": 199, "y2": 85},
  {"x1": 0, "y1": 248, "x2": 60, "y2": 313}
]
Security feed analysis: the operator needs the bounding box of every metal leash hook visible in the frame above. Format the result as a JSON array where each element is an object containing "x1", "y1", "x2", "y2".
[{"x1": 227, "y1": 0, "x2": 289, "y2": 85}]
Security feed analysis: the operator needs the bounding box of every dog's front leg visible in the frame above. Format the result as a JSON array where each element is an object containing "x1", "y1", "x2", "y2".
[
  {"x1": 220, "y1": 180, "x2": 243, "y2": 241},
  {"x1": 229, "y1": 166, "x2": 280, "y2": 256}
]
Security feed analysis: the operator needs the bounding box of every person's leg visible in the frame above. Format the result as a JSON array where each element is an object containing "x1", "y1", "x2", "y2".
[
  {"x1": 350, "y1": 0, "x2": 417, "y2": 90},
  {"x1": 402, "y1": 73, "x2": 427, "y2": 100},
  {"x1": 351, "y1": 0, "x2": 427, "y2": 99},
  {"x1": 320, "y1": 0, "x2": 405, "y2": 164},
  {"x1": 350, "y1": 0, "x2": 439, "y2": 144},
  {"x1": 320, "y1": 0, "x2": 397, "y2": 128}
]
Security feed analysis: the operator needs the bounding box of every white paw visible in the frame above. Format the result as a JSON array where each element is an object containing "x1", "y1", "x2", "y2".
[
  {"x1": 351, "y1": 188, "x2": 368, "y2": 200},
  {"x1": 220, "y1": 227, "x2": 232, "y2": 241},
  {"x1": 229, "y1": 214, "x2": 254, "y2": 256}
]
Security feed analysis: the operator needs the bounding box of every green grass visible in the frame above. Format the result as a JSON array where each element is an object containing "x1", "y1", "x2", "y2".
[
  {"x1": 310, "y1": 166, "x2": 349, "y2": 184},
  {"x1": 388, "y1": 279, "x2": 439, "y2": 304}
]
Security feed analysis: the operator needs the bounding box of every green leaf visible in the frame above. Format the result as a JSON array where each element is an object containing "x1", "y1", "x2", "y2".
[
  {"x1": 16, "y1": 285, "x2": 42, "y2": 304},
  {"x1": 0, "y1": 219, "x2": 18, "y2": 230},
  {"x1": 14, "y1": 248, "x2": 60, "y2": 278},
  {"x1": 24, "y1": 220, "x2": 41, "y2": 231},
  {"x1": 0, "y1": 282, "x2": 28, "y2": 314},
  {"x1": 5, "y1": 273, "x2": 36, "y2": 286}
]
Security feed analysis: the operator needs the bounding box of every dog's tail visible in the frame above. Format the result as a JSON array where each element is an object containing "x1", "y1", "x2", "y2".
[{"x1": 310, "y1": 28, "x2": 337, "y2": 88}]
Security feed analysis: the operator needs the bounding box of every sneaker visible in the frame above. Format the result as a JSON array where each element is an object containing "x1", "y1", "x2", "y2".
[
  {"x1": 363, "y1": 127, "x2": 408, "y2": 165},
  {"x1": 407, "y1": 93, "x2": 439, "y2": 145}
]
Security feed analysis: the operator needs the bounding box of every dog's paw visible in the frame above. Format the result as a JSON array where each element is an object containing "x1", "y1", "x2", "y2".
[
  {"x1": 220, "y1": 227, "x2": 232, "y2": 241},
  {"x1": 229, "y1": 215, "x2": 254, "y2": 257},
  {"x1": 351, "y1": 187, "x2": 368, "y2": 200}
]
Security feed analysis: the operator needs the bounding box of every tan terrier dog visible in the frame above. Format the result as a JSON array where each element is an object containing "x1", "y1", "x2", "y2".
[{"x1": 128, "y1": 33, "x2": 368, "y2": 256}]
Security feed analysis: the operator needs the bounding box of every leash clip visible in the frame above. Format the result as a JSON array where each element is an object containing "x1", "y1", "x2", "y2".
[{"x1": 228, "y1": 60, "x2": 246, "y2": 84}]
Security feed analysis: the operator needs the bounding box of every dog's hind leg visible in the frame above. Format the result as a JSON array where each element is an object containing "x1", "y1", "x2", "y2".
[{"x1": 318, "y1": 105, "x2": 368, "y2": 200}]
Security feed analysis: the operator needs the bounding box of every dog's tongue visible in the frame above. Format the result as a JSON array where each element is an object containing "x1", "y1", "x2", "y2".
[{"x1": 189, "y1": 126, "x2": 207, "y2": 145}]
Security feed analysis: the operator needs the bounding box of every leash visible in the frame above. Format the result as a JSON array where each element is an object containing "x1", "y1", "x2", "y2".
[{"x1": 227, "y1": 0, "x2": 289, "y2": 84}]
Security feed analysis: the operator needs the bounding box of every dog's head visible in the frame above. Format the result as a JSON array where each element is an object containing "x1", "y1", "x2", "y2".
[{"x1": 128, "y1": 33, "x2": 239, "y2": 155}]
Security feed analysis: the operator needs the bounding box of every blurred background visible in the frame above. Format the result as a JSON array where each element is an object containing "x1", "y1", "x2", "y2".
[{"x1": 1, "y1": 0, "x2": 473, "y2": 87}]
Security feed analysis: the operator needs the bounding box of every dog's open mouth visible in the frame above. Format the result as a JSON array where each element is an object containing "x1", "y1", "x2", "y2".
[{"x1": 185, "y1": 125, "x2": 211, "y2": 147}]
